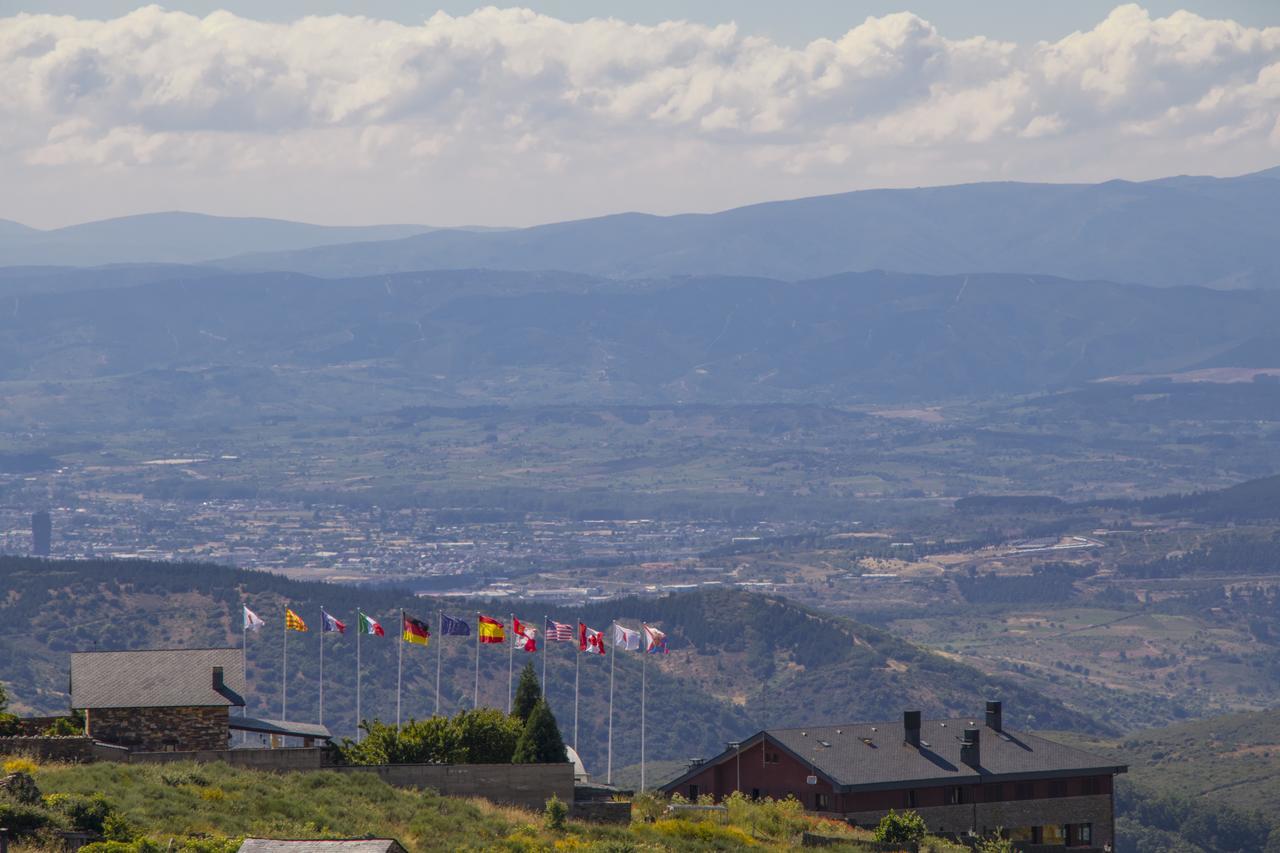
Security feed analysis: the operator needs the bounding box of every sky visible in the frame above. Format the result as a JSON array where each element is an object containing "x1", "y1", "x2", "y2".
[{"x1": 2, "y1": 2, "x2": 1279, "y2": 228}]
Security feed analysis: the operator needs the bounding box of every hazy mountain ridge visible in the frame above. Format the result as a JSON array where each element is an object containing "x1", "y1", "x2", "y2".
[
  {"x1": 220, "y1": 168, "x2": 1280, "y2": 288},
  {"x1": 0, "y1": 212, "x2": 449, "y2": 267},
  {"x1": 3, "y1": 267, "x2": 1280, "y2": 404}
]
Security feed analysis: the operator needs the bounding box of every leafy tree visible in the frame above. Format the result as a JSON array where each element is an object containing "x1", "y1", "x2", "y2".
[
  {"x1": 513, "y1": 699, "x2": 567, "y2": 764},
  {"x1": 340, "y1": 709, "x2": 521, "y2": 765},
  {"x1": 874, "y1": 809, "x2": 927, "y2": 844},
  {"x1": 512, "y1": 663, "x2": 541, "y2": 724},
  {"x1": 0, "y1": 682, "x2": 17, "y2": 736},
  {"x1": 453, "y1": 708, "x2": 522, "y2": 764}
]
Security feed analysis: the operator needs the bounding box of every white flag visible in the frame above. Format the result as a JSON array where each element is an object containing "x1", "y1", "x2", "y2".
[
  {"x1": 243, "y1": 605, "x2": 265, "y2": 632},
  {"x1": 611, "y1": 623, "x2": 641, "y2": 651}
]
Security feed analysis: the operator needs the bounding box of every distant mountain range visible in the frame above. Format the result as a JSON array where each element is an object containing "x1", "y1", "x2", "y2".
[
  {"x1": 217, "y1": 167, "x2": 1280, "y2": 288},
  {"x1": 4, "y1": 168, "x2": 1279, "y2": 287},
  {"x1": 3, "y1": 267, "x2": 1280, "y2": 406},
  {"x1": 0, "y1": 212, "x2": 489, "y2": 267}
]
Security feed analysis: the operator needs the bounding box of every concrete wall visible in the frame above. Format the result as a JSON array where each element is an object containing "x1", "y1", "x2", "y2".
[
  {"x1": 127, "y1": 748, "x2": 326, "y2": 772},
  {"x1": 0, "y1": 737, "x2": 95, "y2": 763},
  {"x1": 333, "y1": 763, "x2": 574, "y2": 812}
]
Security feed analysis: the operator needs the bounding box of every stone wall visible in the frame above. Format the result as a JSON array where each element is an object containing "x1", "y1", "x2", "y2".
[
  {"x1": 87, "y1": 706, "x2": 230, "y2": 752},
  {"x1": 842, "y1": 794, "x2": 1114, "y2": 846},
  {"x1": 126, "y1": 747, "x2": 326, "y2": 772},
  {"x1": 0, "y1": 737, "x2": 95, "y2": 763}
]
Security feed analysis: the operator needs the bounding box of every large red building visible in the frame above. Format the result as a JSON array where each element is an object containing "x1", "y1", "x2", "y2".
[{"x1": 660, "y1": 703, "x2": 1125, "y2": 850}]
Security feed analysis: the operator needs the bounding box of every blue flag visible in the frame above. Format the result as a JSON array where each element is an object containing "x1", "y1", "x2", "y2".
[{"x1": 441, "y1": 613, "x2": 471, "y2": 636}]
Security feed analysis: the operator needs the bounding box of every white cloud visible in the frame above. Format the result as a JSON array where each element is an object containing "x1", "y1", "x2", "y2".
[{"x1": 1, "y1": 3, "x2": 1279, "y2": 227}]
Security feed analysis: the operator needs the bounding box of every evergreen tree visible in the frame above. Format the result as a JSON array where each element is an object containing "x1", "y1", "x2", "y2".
[
  {"x1": 512, "y1": 663, "x2": 541, "y2": 724},
  {"x1": 513, "y1": 699, "x2": 567, "y2": 764}
]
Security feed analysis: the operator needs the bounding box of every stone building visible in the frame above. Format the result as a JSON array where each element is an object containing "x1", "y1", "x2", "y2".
[
  {"x1": 661, "y1": 702, "x2": 1126, "y2": 850},
  {"x1": 70, "y1": 648, "x2": 246, "y2": 752}
]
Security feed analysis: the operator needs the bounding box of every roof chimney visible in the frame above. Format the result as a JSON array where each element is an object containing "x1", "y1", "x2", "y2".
[
  {"x1": 212, "y1": 666, "x2": 224, "y2": 690},
  {"x1": 903, "y1": 710, "x2": 921, "y2": 747},
  {"x1": 961, "y1": 728, "x2": 981, "y2": 768},
  {"x1": 985, "y1": 701, "x2": 1003, "y2": 733}
]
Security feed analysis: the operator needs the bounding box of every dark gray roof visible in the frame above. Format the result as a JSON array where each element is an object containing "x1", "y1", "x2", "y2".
[
  {"x1": 238, "y1": 840, "x2": 405, "y2": 853},
  {"x1": 71, "y1": 648, "x2": 245, "y2": 709},
  {"x1": 664, "y1": 718, "x2": 1126, "y2": 793},
  {"x1": 229, "y1": 717, "x2": 332, "y2": 740}
]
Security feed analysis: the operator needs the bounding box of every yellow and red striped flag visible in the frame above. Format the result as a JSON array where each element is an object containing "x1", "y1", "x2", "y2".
[{"x1": 285, "y1": 608, "x2": 308, "y2": 632}]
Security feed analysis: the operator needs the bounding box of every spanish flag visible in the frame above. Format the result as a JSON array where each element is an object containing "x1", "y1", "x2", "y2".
[
  {"x1": 478, "y1": 615, "x2": 505, "y2": 644},
  {"x1": 285, "y1": 608, "x2": 308, "y2": 632},
  {"x1": 402, "y1": 611, "x2": 430, "y2": 646}
]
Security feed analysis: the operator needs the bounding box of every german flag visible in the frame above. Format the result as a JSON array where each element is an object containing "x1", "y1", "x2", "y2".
[
  {"x1": 402, "y1": 611, "x2": 430, "y2": 646},
  {"x1": 478, "y1": 615, "x2": 505, "y2": 644},
  {"x1": 285, "y1": 608, "x2": 308, "y2": 632}
]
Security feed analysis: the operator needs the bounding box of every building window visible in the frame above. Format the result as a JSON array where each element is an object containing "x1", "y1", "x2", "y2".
[
  {"x1": 947, "y1": 786, "x2": 964, "y2": 805},
  {"x1": 1081, "y1": 777, "x2": 1102, "y2": 796},
  {"x1": 1042, "y1": 825, "x2": 1066, "y2": 845},
  {"x1": 751, "y1": 788, "x2": 760, "y2": 800},
  {"x1": 1014, "y1": 782, "x2": 1034, "y2": 801},
  {"x1": 815, "y1": 793, "x2": 830, "y2": 811},
  {"x1": 1048, "y1": 780, "x2": 1068, "y2": 798},
  {"x1": 905, "y1": 790, "x2": 918, "y2": 808},
  {"x1": 688, "y1": 785, "x2": 699, "y2": 800},
  {"x1": 1077, "y1": 823, "x2": 1093, "y2": 845},
  {"x1": 764, "y1": 750, "x2": 780, "y2": 765},
  {"x1": 984, "y1": 784, "x2": 1004, "y2": 802}
]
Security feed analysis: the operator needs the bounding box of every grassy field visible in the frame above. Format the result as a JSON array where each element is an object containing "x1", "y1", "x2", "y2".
[{"x1": 0, "y1": 758, "x2": 970, "y2": 853}]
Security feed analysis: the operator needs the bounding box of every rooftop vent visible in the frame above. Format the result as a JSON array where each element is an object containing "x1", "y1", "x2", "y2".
[
  {"x1": 212, "y1": 666, "x2": 224, "y2": 690},
  {"x1": 961, "y1": 728, "x2": 981, "y2": 768},
  {"x1": 986, "y1": 701, "x2": 1004, "y2": 733},
  {"x1": 903, "y1": 711, "x2": 921, "y2": 747}
]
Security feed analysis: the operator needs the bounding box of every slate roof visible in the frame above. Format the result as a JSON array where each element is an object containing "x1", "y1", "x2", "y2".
[
  {"x1": 229, "y1": 717, "x2": 333, "y2": 741},
  {"x1": 238, "y1": 840, "x2": 406, "y2": 853},
  {"x1": 71, "y1": 648, "x2": 246, "y2": 709},
  {"x1": 663, "y1": 717, "x2": 1126, "y2": 793}
]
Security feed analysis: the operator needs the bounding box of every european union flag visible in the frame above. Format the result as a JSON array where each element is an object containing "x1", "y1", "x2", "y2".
[{"x1": 441, "y1": 613, "x2": 471, "y2": 636}]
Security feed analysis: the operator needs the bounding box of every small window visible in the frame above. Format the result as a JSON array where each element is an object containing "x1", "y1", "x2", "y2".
[
  {"x1": 1015, "y1": 782, "x2": 1034, "y2": 801},
  {"x1": 1081, "y1": 777, "x2": 1102, "y2": 796},
  {"x1": 815, "y1": 793, "x2": 830, "y2": 811},
  {"x1": 947, "y1": 786, "x2": 964, "y2": 805},
  {"x1": 1078, "y1": 823, "x2": 1093, "y2": 844},
  {"x1": 751, "y1": 788, "x2": 760, "y2": 800},
  {"x1": 764, "y1": 750, "x2": 780, "y2": 765},
  {"x1": 1048, "y1": 780, "x2": 1068, "y2": 798},
  {"x1": 688, "y1": 784, "x2": 699, "y2": 800},
  {"x1": 983, "y1": 784, "x2": 1004, "y2": 802},
  {"x1": 905, "y1": 789, "x2": 918, "y2": 808}
]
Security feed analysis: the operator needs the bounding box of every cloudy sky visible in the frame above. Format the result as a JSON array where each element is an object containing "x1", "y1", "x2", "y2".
[{"x1": 2, "y1": 2, "x2": 1279, "y2": 228}]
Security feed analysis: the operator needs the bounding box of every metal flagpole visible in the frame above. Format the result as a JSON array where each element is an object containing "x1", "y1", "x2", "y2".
[
  {"x1": 396, "y1": 609, "x2": 403, "y2": 730},
  {"x1": 541, "y1": 616, "x2": 548, "y2": 698},
  {"x1": 507, "y1": 613, "x2": 515, "y2": 714},
  {"x1": 473, "y1": 611, "x2": 481, "y2": 709},
  {"x1": 434, "y1": 611, "x2": 442, "y2": 717},
  {"x1": 242, "y1": 617, "x2": 248, "y2": 745},
  {"x1": 573, "y1": 620, "x2": 580, "y2": 753},
  {"x1": 281, "y1": 611, "x2": 288, "y2": 721},
  {"x1": 607, "y1": 622, "x2": 616, "y2": 785},
  {"x1": 356, "y1": 611, "x2": 362, "y2": 742},
  {"x1": 641, "y1": 623, "x2": 647, "y2": 792},
  {"x1": 319, "y1": 608, "x2": 325, "y2": 727}
]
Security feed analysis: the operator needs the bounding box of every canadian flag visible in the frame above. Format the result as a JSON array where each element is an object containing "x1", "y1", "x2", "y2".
[
  {"x1": 513, "y1": 617, "x2": 538, "y2": 652},
  {"x1": 579, "y1": 622, "x2": 606, "y2": 655}
]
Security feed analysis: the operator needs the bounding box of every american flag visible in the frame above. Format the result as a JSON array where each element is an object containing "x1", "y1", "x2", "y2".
[{"x1": 548, "y1": 619, "x2": 576, "y2": 642}]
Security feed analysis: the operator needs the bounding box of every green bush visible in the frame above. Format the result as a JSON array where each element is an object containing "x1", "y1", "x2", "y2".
[
  {"x1": 45, "y1": 792, "x2": 114, "y2": 833},
  {"x1": 341, "y1": 709, "x2": 522, "y2": 766},
  {"x1": 544, "y1": 793, "x2": 568, "y2": 831},
  {"x1": 0, "y1": 800, "x2": 63, "y2": 837},
  {"x1": 103, "y1": 811, "x2": 139, "y2": 842},
  {"x1": 874, "y1": 809, "x2": 928, "y2": 844},
  {"x1": 630, "y1": 791, "x2": 666, "y2": 824}
]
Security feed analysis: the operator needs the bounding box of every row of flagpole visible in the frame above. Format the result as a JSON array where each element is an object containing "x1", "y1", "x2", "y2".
[{"x1": 244, "y1": 605, "x2": 668, "y2": 784}]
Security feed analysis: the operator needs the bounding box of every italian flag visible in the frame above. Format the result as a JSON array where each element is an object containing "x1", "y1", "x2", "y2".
[{"x1": 358, "y1": 611, "x2": 384, "y2": 637}]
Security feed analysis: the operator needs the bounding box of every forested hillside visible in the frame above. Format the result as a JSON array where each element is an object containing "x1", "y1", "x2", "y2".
[{"x1": 0, "y1": 556, "x2": 1094, "y2": 776}]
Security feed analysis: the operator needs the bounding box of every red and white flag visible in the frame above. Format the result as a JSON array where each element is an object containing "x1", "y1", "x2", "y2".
[
  {"x1": 513, "y1": 617, "x2": 538, "y2": 652},
  {"x1": 548, "y1": 619, "x2": 576, "y2": 642},
  {"x1": 579, "y1": 622, "x2": 606, "y2": 655}
]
